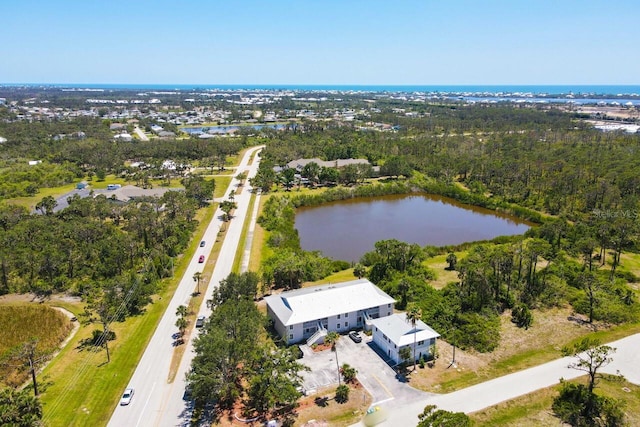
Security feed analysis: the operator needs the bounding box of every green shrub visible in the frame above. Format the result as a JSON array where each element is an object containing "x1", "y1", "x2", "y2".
[
  {"x1": 91, "y1": 329, "x2": 116, "y2": 346},
  {"x1": 552, "y1": 381, "x2": 625, "y2": 427},
  {"x1": 332, "y1": 260, "x2": 351, "y2": 272},
  {"x1": 335, "y1": 384, "x2": 349, "y2": 403},
  {"x1": 341, "y1": 364, "x2": 357, "y2": 383},
  {"x1": 454, "y1": 311, "x2": 501, "y2": 352},
  {"x1": 511, "y1": 303, "x2": 533, "y2": 329}
]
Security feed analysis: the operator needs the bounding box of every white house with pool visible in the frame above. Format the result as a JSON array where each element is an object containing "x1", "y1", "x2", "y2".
[
  {"x1": 265, "y1": 279, "x2": 395, "y2": 345},
  {"x1": 370, "y1": 313, "x2": 440, "y2": 365}
]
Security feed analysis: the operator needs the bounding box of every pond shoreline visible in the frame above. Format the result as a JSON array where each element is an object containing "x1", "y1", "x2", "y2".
[{"x1": 295, "y1": 193, "x2": 531, "y2": 262}]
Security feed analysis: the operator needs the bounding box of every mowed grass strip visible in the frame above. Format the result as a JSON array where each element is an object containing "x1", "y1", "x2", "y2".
[
  {"x1": 232, "y1": 191, "x2": 257, "y2": 273},
  {"x1": 0, "y1": 304, "x2": 73, "y2": 387}
]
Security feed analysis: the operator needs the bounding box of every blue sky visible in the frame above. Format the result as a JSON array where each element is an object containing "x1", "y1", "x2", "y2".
[{"x1": 1, "y1": 0, "x2": 639, "y2": 85}]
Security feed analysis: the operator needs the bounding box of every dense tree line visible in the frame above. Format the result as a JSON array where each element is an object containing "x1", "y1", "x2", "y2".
[
  {"x1": 257, "y1": 104, "x2": 640, "y2": 223},
  {"x1": 0, "y1": 191, "x2": 199, "y2": 309},
  {"x1": 188, "y1": 272, "x2": 304, "y2": 423}
]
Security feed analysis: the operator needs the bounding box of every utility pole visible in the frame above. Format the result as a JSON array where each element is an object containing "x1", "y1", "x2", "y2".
[
  {"x1": 451, "y1": 341, "x2": 457, "y2": 368},
  {"x1": 22, "y1": 339, "x2": 40, "y2": 396}
]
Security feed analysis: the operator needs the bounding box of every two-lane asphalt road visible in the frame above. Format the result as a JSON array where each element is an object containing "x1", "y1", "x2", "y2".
[{"x1": 108, "y1": 145, "x2": 263, "y2": 427}]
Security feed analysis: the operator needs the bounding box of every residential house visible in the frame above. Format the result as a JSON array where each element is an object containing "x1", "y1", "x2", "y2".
[
  {"x1": 370, "y1": 313, "x2": 440, "y2": 365},
  {"x1": 158, "y1": 131, "x2": 176, "y2": 138},
  {"x1": 98, "y1": 185, "x2": 175, "y2": 203},
  {"x1": 265, "y1": 279, "x2": 395, "y2": 345}
]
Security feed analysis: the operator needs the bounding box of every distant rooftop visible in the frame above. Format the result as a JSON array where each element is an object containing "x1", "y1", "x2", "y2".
[{"x1": 286, "y1": 158, "x2": 370, "y2": 170}]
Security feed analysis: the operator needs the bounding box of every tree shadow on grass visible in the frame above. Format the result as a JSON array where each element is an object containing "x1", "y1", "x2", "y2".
[{"x1": 314, "y1": 396, "x2": 329, "y2": 407}]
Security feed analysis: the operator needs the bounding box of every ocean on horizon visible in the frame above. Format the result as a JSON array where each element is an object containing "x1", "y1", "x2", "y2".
[{"x1": 3, "y1": 83, "x2": 640, "y2": 96}]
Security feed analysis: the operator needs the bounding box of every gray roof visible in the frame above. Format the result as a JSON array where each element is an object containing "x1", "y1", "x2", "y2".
[
  {"x1": 370, "y1": 313, "x2": 440, "y2": 347},
  {"x1": 97, "y1": 185, "x2": 177, "y2": 202},
  {"x1": 265, "y1": 279, "x2": 395, "y2": 326}
]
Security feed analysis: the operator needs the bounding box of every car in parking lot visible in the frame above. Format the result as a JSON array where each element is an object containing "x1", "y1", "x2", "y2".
[
  {"x1": 198, "y1": 255, "x2": 205, "y2": 263},
  {"x1": 348, "y1": 331, "x2": 362, "y2": 343},
  {"x1": 195, "y1": 315, "x2": 205, "y2": 328},
  {"x1": 200, "y1": 240, "x2": 206, "y2": 247},
  {"x1": 120, "y1": 387, "x2": 135, "y2": 405}
]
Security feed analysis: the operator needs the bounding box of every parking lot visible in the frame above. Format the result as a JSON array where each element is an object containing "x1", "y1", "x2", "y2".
[{"x1": 298, "y1": 332, "x2": 430, "y2": 405}]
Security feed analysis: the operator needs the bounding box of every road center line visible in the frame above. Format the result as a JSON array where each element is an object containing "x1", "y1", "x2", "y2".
[{"x1": 136, "y1": 381, "x2": 156, "y2": 427}]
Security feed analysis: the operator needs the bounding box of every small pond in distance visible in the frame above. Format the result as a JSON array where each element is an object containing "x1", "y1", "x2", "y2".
[{"x1": 295, "y1": 194, "x2": 532, "y2": 262}]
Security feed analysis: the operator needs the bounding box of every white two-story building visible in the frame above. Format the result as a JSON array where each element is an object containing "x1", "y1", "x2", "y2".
[
  {"x1": 370, "y1": 313, "x2": 440, "y2": 365},
  {"x1": 265, "y1": 279, "x2": 395, "y2": 345}
]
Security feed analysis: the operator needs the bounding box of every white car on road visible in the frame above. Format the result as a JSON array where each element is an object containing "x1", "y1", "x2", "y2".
[{"x1": 120, "y1": 388, "x2": 135, "y2": 405}]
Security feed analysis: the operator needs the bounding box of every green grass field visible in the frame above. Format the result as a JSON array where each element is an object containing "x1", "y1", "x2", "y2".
[{"x1": 423, "y1": 251, "x2": 468, "y2": 289}]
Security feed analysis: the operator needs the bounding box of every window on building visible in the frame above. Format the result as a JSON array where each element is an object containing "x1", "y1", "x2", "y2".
[
  {"x1": 345, "y1": 322, "x2": 349, "y2": 327},
  {"x1": 289, "y1": 325, "x2": 293, "y2": 330},
  {"x1": 337, "y1": 323, "x2": 341, "y2": 329},
  {"x1": 388, "y1": 303, "x2": 391, "y2": 308},
  {"x1": 418, "y1": 340, "x2": 424, "y2": 345},
  {"x1": 289, "y1": 334, "x2": 293, "y2": 340},
  {"x1": 345, "y1": 313, "x2": 349, "y2": 317},
  {"x1": 337, "y1": 314, "x2": 341, "y2": 319}
]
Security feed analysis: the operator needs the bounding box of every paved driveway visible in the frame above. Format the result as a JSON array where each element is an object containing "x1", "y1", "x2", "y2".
[{"x1": 299, "y1": 333, "x2": 431, "y2": 406}]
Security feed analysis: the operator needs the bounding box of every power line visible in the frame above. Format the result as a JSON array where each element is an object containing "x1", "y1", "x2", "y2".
[{"x1": 42, "y1": 277, "x2": 144, "y2": 423}]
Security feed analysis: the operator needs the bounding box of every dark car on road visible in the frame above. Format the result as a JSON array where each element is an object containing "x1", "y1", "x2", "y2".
[
  {"x1": 200, "y1": 240, "x2": 205, "y2": 247},
  {"x1": 349, "y1": 331, "x2": 362, "y2": 343},
  {"x1": 195, "y1": 315, "x2": 205, "y2": 328}
]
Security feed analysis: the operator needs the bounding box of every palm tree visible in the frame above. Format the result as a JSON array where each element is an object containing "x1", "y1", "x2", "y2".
[
  {"x1": 193, "y1": 271, "x2": 203, "y2": 294},
  {"x1": 325, "y1": 331, "x2": 341, "y2": 385},
  {"x1": 176, "y1": 304, "x2": 188, "y2": 318},
  {"x1": 406, "y1": 304, "x2": 422, "y2": 372},
  {"x1": 175, "y1": 317, "x2": 188, "y2": 340}
]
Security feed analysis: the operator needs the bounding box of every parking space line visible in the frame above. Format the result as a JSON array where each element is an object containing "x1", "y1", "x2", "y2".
[
  {"x1": 371, "y1": 397, "x2": 395, "y2": 406},
  {"x1": 372, "y1": 374, "x2": 394, "y2": 399}
]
